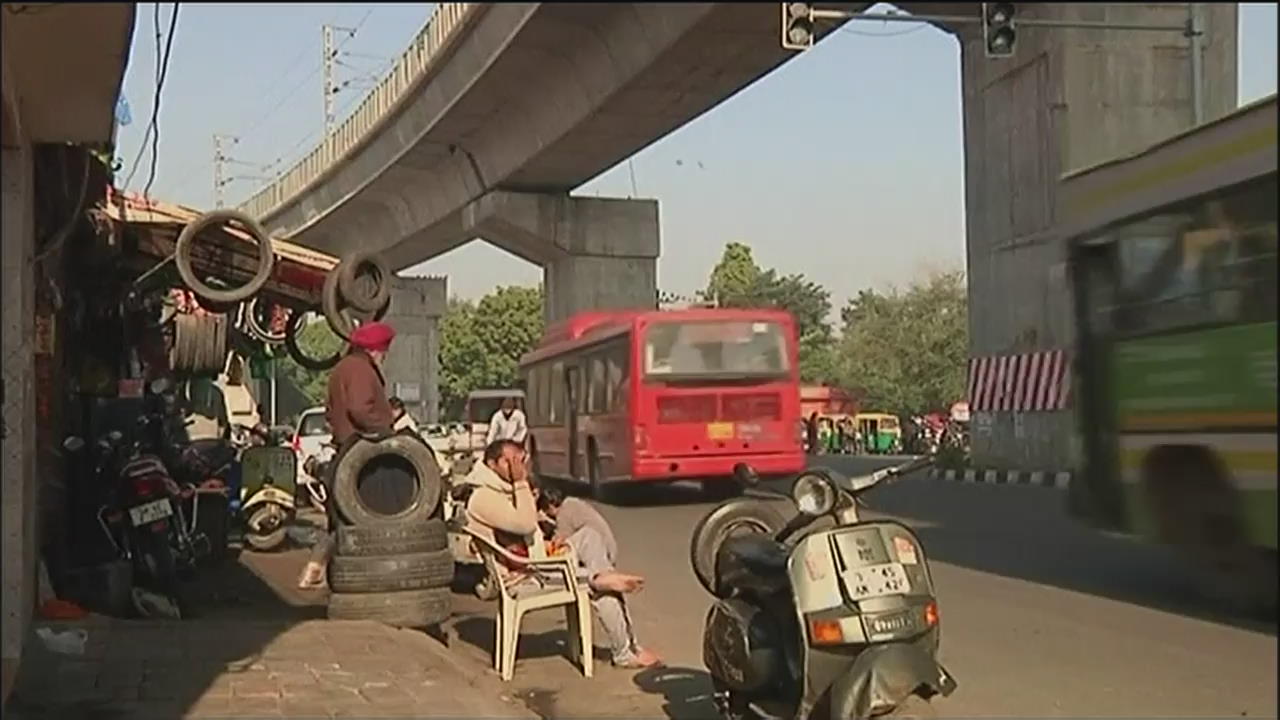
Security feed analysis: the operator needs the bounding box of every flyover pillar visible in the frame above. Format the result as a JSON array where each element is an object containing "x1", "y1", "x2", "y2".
[
  {"x1": 955, "y1": 3, "x2": 1237, "y2": 472},
  {"x1": 453, "y1": 191, "x2": 659, "y2": 326},
  {"x1": 382, "y1": 275, "x2": 447, "y2": 423}
]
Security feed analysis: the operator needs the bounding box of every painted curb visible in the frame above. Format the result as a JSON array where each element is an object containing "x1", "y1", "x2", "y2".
[{"x1": 928, "y1": 467, "x2": 1071, "y2": 489}]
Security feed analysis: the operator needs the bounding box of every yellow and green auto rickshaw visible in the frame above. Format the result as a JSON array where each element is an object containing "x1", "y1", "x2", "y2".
[{"x1": 855, "y1": 412, "x2": 902, "y2": 454}]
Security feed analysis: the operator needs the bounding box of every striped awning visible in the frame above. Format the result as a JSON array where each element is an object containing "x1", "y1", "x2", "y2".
[{"x1": 967, "y1": 350, "x2": 1071, "y2": 412}]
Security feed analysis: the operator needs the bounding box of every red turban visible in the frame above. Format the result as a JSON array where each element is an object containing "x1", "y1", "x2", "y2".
[{"x1": 350, "y1": 322, "x2": 396, "y2": 352}]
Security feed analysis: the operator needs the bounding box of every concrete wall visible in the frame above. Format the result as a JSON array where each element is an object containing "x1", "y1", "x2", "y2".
[
  {"x1": 957, "y1": 3, "x2": 1238, "y2": 471},
  {"x1": 381, "y1": 276, "x2": 447, "y2": 424},
  {"x1": 1, "y1": 114, "x2": 37, "y2": 703}
]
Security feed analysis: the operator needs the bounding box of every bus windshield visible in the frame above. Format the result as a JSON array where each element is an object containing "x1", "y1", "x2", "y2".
[{"x1": 643, "y1": 320, "x2": 789, "y2": 379}]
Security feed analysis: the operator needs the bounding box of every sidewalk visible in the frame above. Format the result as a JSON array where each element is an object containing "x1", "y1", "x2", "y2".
[{"x1": 8, "y1": 615, "x2": 536, "y2": 719}]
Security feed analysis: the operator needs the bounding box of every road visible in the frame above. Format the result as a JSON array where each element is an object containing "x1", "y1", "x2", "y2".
[{"x1": 446, "y1": 455, "x2": 1278, "y2": 719}]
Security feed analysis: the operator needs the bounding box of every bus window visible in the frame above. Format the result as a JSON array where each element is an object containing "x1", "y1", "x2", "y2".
[
  {"x1": 606, "y1": 341, "x2": 629, "y2": 412},
  {"x1": 549, "y1": 362, "x2": 563, "y2": 424},
  {"x1": 587, "y1": 354, "x2": 607, "y2": 415},
  {"x1": 644, "y1": 320, "x2": 789, "y2": 377}
]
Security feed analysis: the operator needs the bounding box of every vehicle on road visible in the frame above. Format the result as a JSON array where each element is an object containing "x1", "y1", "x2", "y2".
[
  {"x1": 855, "y1": 412, "x2": 902, "y2": 455},
  {"x1": 239, "y1": 445, "x2": 299, "y2": 552},
  {"x1": 520, "y1": 308, "x2": 806, "y2": 500},
  {"x1": 1061, "y1": 94, "x2": 1277, "y2": 612},
  {"x1": 692, "y1": 457, "x2": 956, "y2": 719}
]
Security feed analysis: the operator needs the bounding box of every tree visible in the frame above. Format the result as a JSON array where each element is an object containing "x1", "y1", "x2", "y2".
[
  {"x1": 837, "y1": 270, "x2": 968, "y2": 416},
  {"x1": 439, "y1": 285, "x2": 544, "y2": 418},
  {"x1": 703, "y1": 242, "x2": 836, "y2": 383}
]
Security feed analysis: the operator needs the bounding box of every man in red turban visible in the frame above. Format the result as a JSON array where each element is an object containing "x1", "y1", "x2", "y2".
[{"x1": 299, "y1": 321, "x2": 398, "y2": 588}]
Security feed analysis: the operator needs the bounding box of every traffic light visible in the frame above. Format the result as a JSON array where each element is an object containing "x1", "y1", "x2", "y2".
[
  {"x1": 781, "y1": 3, "x2": 813, "y2": 51},
  {"x1": 982, "y1": 3, "x2": 1016, "y2": 58}
]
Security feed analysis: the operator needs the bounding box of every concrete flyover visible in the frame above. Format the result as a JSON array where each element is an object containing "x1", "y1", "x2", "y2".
[{"x1": 241, "y1": 2, "x2": 1238, "y2": 471}]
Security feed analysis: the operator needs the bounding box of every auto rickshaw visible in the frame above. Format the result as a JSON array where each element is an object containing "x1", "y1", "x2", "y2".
[
  {"x1": 814, "y1": 413, "x2": 857, "y2": 454},
  {"x1": 855, "y1": 412, "x2": 902, "y2": 454}
]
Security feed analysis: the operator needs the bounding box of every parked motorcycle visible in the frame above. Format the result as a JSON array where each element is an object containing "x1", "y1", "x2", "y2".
[
  {"x1": 239, "y1": 444, "x2": 299, "y2": 551},
  {"x1": 691, "y1": 457, "x2": 956, "y2": 719}
]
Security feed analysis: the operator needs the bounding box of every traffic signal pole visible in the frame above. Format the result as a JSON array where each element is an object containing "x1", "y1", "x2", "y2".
[{"x1": 789, "y1": 4, "x2": 1206, "y2": 125}]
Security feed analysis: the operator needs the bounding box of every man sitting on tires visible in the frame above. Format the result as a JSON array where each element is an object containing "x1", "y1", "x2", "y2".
[
  {"x1": 298, "y1": 321, "x2": 397, "y2": 589},
  {"x1": 465, "y1": 439, "x2": 661, "y2": 669}
]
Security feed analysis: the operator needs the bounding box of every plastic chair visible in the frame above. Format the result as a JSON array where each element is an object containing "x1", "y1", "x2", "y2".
[{"x1": 463, "y1": 527, "x2": 594, "y2": 681}]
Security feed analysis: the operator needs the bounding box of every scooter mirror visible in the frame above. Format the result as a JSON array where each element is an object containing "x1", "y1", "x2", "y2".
[
  {"x1": 62, "y1": 436, "x2": 86, "y2": 453},
  {"x1": 732, "y1": 463, "x2": 761, "y2": 488}
]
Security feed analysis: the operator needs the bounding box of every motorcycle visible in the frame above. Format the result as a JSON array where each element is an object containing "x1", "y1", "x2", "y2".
[
  {"x1": 691, "y1": 457, "x2": 956, "y2": 720},
  {"x1": 239, "y1": 443, "x2": 299, "y2": 551}
]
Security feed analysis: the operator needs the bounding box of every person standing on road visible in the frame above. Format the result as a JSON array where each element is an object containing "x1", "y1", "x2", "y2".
[
  {"x1": 390, "y1": 396, "x2": 418, "y2": 433},
  {"x1": 485, "y1": 396, "x2": 527, "y2": 446},
  {"x1": 465, "y1": 440, "x2": 659, "y2": 669},
  {"x1": 298, "y1": 322, "x2": 398, "y2": 589}
]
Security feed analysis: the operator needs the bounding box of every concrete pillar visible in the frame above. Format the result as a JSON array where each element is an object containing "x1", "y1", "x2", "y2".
[
  {"x1": 382, "y1": 275, "x2": 447, "y2": 423},
  {"x1": 957, "y1": 3, "x2": 1237, "y2": 471},
  {"x1": 1, "y1": 134, "x2": 36, "y2": 703}
]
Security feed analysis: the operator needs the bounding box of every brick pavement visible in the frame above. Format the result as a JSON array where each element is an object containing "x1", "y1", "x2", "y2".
[{"x1": 8, "y1": 615, "x2": 536, "y2": 719}]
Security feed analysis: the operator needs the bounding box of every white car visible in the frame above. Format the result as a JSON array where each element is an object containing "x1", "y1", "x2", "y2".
[{"x1": 291, "y1": 406, "x2": 332, "y2": 483}]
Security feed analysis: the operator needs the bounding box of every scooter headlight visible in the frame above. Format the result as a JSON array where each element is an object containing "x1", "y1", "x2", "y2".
[{"x1": 792, "y1": 473, "x2": 836, "y2": 516}]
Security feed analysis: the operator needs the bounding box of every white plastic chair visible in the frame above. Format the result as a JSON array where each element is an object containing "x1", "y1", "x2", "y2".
[{"x1": 463, "y1": 527, "x2": 594, "y2": 681}]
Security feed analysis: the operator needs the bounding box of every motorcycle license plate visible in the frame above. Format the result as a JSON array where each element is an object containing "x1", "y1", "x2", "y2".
[
  {"x1": 129, "y1": 499, "x2": 173, "y2": 527},
  {"x1": 843, "y1": 562, "x2": 910, "y2": 600}
]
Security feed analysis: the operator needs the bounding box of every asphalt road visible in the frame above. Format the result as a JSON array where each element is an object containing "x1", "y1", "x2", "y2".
[{"x1": 449, "y1": 455, "x2": 1278, "y2": 719}]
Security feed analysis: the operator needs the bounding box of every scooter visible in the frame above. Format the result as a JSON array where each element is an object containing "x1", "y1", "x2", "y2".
[
  {"x1": 692, "y1": 457, "x2": 956, "y2": 720},
  {"x1": 239, "y1": 444, "x2": 299, "y2": 551}
]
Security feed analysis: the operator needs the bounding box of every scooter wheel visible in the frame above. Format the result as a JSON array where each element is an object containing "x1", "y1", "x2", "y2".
[{"x1": 245, "y1": 527, "x2": 288, "y2": 552}]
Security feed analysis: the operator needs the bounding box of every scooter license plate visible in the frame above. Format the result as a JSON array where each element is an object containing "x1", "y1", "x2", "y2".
[
  {"x1": 129, "y1": 499, "x2": 173, "y2": 527},
  {"x1": 843, "y1": 562, "x2": 910, "y2": 600}
]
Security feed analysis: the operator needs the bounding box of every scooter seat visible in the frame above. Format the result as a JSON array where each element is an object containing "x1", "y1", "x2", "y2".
[{"x1": 720, "y1": 535, "x2": 789, "y2": 574}]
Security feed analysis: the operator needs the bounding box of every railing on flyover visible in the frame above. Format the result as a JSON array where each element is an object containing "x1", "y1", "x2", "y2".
[{"x1": 239, "y1": 2, "x2": 476, "y2": 222}]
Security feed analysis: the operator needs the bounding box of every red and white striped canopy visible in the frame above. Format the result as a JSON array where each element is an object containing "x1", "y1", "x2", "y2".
[{"x1": 967, "y1": 350, "x2": 1071, "y2": 412}]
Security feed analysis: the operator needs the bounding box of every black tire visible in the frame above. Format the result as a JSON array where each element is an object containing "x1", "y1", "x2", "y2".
[
  {"x1": 175, "y1": 209, "x2": 275, "y2": 305},
  {"x1": 322, "y1": 267, "x2": 389, "y2": 341},
  {"x1": 135, "y1": 530, "x2": 187, "y2": 619},
  {"x1": 689, "y1": 499, "x2": 787, "y2": 597},
  {"x1": 335, "y1": 519, "x2": 448, "y2": 557},
  {"x1": 170, "y1": 313, "x2": 227, "y2": 375},
  {"x1": 329, "y1": 549, "x2": 454, "y2": 593},
  {"x1": 245, "y1": 297, "x2": 289, "y2": 345},
  {"x1": 332, "y1": 435, "x2": 443, "y2": 528},
  {"x1": 327, "y1": 587, "x2": 452, "y2": 627},
  {"x1": 337, "y1": 250, "x2": 392, "y2": 315},
  {"x1": 284, "y1": 305, "x2": 344, "y2": 371}
]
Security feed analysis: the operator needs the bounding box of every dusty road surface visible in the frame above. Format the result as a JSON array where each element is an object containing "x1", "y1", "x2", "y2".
[{"x1": 446, "y1": 456, "x2": 1277, "y2": 719}]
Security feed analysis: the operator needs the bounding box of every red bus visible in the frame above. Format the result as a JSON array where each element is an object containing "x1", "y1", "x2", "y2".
[{"x1": 520, "y1": 308, "x2": 806, "y2": 498}]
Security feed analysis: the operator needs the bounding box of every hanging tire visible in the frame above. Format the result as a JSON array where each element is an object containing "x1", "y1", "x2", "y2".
[
  {"x1": 335, "y1": 519, "x2": 448, "y2": 557},
  {"x1": 337, "y1": 250, "x2": 392, "y2": 315},
  {"x1": 331, "y1": 434, "x2": 443, "y2": 528},
  {"x1": 327, "y1": 587, "x2": 452, "y2": 627},
  {"x1": 284, "y1": 305, "x2": 344, "y2": 371},
  {"x1": 689, "y1": 499, "x2": 787, "y2": 597},
  {"x1": 171, "y1": 313, "x2": 226, "y2": 375},
  {"x1": 323, "y1": 265, "x2": 389, "y2": 341},
  {"x1": 245, "y1": 297, "x2": 290, "y2": 345},
  {"x1": 175, "y1": 209, "x2": 276, "y2": 305},
  {"x1": 329, "y1": 549, "x2": 454, "y2": 593}
]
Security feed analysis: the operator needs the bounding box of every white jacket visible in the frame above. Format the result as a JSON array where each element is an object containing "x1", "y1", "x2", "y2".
[{"x1": 485, "y1": 409, "x2": 527, "y2": 445}]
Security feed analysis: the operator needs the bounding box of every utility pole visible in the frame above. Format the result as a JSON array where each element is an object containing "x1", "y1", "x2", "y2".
[
  {"x1": 212, "y1": 133, "x2": 238, "y2": 208},
  {"x1": 322, "y1": 24, "x2": 358, "y2": 137}
]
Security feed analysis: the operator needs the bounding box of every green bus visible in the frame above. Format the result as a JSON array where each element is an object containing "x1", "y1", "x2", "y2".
[{"x1": 1059, "y1": 94, "x2": 1277, "y2": 612}]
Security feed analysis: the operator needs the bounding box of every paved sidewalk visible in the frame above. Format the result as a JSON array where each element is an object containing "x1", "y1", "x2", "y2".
[{"x1": 8, "y1": 615, "x2": 536, "y2": 719}]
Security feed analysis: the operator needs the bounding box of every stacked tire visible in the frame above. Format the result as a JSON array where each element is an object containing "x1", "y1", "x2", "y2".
[{"x1": 326, "y1": 433, "x2": 454, "y2": 628}]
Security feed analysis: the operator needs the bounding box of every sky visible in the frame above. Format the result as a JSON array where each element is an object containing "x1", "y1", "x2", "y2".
[{"x1": 114, "y1": 3, "x2": 1279, "y2": 312}]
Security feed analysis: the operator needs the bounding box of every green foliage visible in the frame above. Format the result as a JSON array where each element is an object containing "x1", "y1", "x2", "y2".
[
  {"x1": 836, "y1": 270, "x2": 968, "y2": 417},
  {"x1": 439, "y1": 285, "x2": 544, "y2": 418},
  {"x1": 276, "y1": 318, "x2": 346, "y2": 405},
  {"x1": 703, "y1": 243, "x2": 836, "y2": 383}
]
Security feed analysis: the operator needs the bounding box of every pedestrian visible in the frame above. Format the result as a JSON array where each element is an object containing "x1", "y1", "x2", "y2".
[
  {"x1": 485, "y1": 396, "x2": 527, "y2": 446},
  {"x1": 297, "y1": 321, "x2": 397, "y2": 589},
  {"x1": 389, "y1": 396, "x2": 418, "y2": 433},
  {"x1": 465, "y1": 440, "x2": 661, "y2": 669},
  {"x1": 805, "y1": 412, "x2": 819, "y2": 454},
  {"x1": 535, "y1": 485, "x2": 662, "y2": 669}
]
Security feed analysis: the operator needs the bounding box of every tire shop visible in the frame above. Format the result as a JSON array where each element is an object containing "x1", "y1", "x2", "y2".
[{"x1": 17, "y1": 175, "x2": 454, "y2": 668}]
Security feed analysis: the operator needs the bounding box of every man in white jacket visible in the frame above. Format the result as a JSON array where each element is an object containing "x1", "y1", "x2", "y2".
[{"x1": 485, "y1": 396, "x2": 527, "y2": 446}]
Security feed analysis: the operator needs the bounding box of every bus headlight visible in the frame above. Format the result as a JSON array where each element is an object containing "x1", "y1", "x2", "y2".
[{"x1": 792, "y1": 473, "x2": 836, "y2": 516}]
